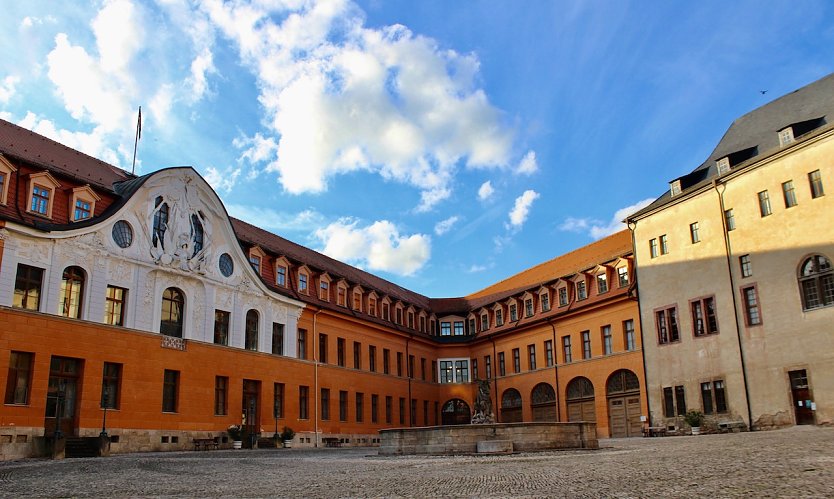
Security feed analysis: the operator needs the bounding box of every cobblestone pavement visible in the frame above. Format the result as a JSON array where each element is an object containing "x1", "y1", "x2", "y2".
[{"x1": 1, "y1": 426, "x2": 833, "y2": 498}]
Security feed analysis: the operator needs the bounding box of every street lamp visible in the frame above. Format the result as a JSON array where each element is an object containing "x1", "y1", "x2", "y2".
[{"x1": 100, "y1": 384, "x2": 110, "y2": 438}]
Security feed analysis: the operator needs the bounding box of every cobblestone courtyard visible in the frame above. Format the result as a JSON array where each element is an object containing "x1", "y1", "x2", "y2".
[{"x1": 1, "y1": 426, "x2": 833, "y2": 498}]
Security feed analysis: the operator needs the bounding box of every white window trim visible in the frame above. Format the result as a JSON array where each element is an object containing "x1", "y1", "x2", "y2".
[
  {"x1": 69, "y1": 184, "x2": 101, "y2": 222},
  {"x1": 0, "y1": 154, "x2": 17, "y2": 206},
  {"x1": 26, "y1": 171, "x2": 62, "y2": 219}
]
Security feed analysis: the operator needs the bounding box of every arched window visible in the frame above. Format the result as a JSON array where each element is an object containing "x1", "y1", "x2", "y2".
[
  {"x1": 153, "y1": 196, "x2": 169, "y2": 249},
  {"x1": 191, "y1": 213, "x2": 204, "y2": 255},
  {"x1": 441, "y1": 398, "x2": 471, "y2": 425},
  {"x1": 500, "y1": 388, "x2": 523, "y2": 423},
  {"x1": 160, "y1": 287, "x2": 185, "y2": 338},
  {"x1": 606, "y1": 370, "x2": 641, "y2": 396},
  {"x1": 245, "y1": 309, "x2": 259, "y2": 351},
  {"x1": 531, "y1": 383, "x2": 557, "y2": 422},
  {"x1": 59, "y1": 266, "x2": 85, "y2": 319},
  {"x1": 799, "y1": 255, "x2": 834, "y2": 310},
  {"x1": 566, "y1": 377, "x2": 596, "y2": 422}
]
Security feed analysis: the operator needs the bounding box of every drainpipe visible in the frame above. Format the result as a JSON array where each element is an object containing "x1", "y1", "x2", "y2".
[
  {"x1": 547, "y1": 319, "x2": 561, "y2": 421},
  {"x1": 406, "y1": 335, "x2": 412, "y2": 427},
  {"x1": 714, "y1": 180, "x2": 754, "y2": 430},
  {"x1": 627, "y1": 220, "x2": 653, "y2": 428},
  {"x1": 312, "y1": 308, "x2": 323, "y2": 447},
  {"x1": 490, "y1": 337, "x2": 498, "y2": 422}
]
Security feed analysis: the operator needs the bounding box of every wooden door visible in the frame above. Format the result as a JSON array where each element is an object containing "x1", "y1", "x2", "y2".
[
  {"x1": 242, "y1": 380, "x2": 260, "y2": 448},
  {"x1": 626, "y1": 396, "x2": 643, "y2": 436},
  {"x1": 608, "y1": 398, "x2": 626, "y2": 437},
  {"x1": 789, "y1": 370, "x2": 815, "y2": 425},
  {"x1": 567, "y1": 400, "x2": 595, "y2": 422},
  {"x1": 44, "y1": 357, "x2": 82, "y2": 437}
]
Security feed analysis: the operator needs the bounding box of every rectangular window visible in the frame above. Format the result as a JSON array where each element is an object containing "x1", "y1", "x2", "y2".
[
  {"x1": 454, "y1": 360, "x2": 469, "y2": 382},
  {"x1": 104, "y1": 285, "x2": 127, "y2": 326},
  {"x1": 353, "y1": 292, "x2": 361, "y2": 311},
  {"x1": 714, "y1": 380, "x2": 727, "y2": 413},
  {"x1": 481, "y1": 314, "x2": 489, "y2": 331},
  {"x1": 385, "y1": 396, "x2": 392, "y2": 424},
  {"x1": 528, "y1": 344, "x2": 536, "y2": 370},
  {"x1": 525, "y1": 299, "x2": 534, "y2": 317},
  {"x1": 498, "y1": 352, "x2": 506, "y2": 376},
  {"x1": 541, "y1": 293, "x2": 550, "y2": 311},
  {"x1": 410, "y1": 399, "x2": 417, "y2": 426},
  {"x1": 372, "y1": 394, "x2": 379, "y2": 423},
  {"x1": 297, "y1": 329, "x2": 307, "y2": 360},
  {"x1": 273, "y1": 383, "x2": 284, "y2": 419},
  {"x1": 162, "y1": 369, "x2": 179, "y2": 413},
  {"x1": 440, "y1": 360, "x2": 453, "y2": 383},
  {"x1": 368, "y1": 298, "x2": 376, "y2": 316},
  {"x1": 690, "y1": 222, "x2": 700, "y2": 243},
  {"x1": 408, "y1": 355, "x2": 415, "y2": 378},
  {"x1": 454, "y1": 321, "x2": 465, "y2": 336},
  {"x1": 758, "y1": 190, "x2": 772, "y2": 217},
  {"x1": 319, "y1": 280, "x2": 329, "y2": 301},
  {"x1": 272, "y1": 323, "x2": 284, "y2": 355},
  {"x1": 382, "y1": 303, "x2": 390, "y2": 321},
  {"x1": 618, "y1": 267, "x2": 629, "y2": 287},
  {"x1": 576, "y1": 281, "x2": 587, "y2": 300},
  {"x1": 440, "y1": 322, "x2": 451, "y2": 336},
  {"x1": 809, "y1": 169, "x2": 825, "y2": 198},
  {"x1": 214, "y1": 376, "x2": 228, "y2": 415},
  {"x1": 249, "y1": 255, "x2": 261, "y2": 274},
  {"x1": 431, "y1": 360, "x2": 437, "y2": 382},
  {"x1": 321, "y1": 388, "x2": 330, "y2": 420},
  {"x1": 70, "y1": 198, "x2": 87, "y2": 220},
  {"x1": 31, "y1": 185, "x2": 50, "y2": 215},
  {"x1": 724, "y1": 209, "x2": 736, "y2": 231},
  {"x1": 510, "y1": 304, "x2": 518, "y2": 321},
  {"x1": 739, "y1": 254, "x2": 752, "y2": 278},
  {"x1": 544, "y1": 340, "x2": 554, "y2": 367},
  {"x1": 399, "y1": 397, "x2": 405, "y2": 425},
  {"x1": 397, "y1": 352, "x2": 403, "y2": 377},
  {"x1": 602, "y1": 325, "x2": 612, "y2": 355},
  {"x1": 299, "y1": 386, "x2": 309, "y2": 419},
  {"x1": 624, "y1": 319, "x2": 636, "y2": 351},
  {"x1": 421, "y1": 357, "x2": 426, "y2": 380},
  {"x1": 782, "y1": 180, "x2": 797, "y2": 208},
  {"x1": 485, "y1": 355, "x2": 492, "y2": 379},
  {"x1": 468, "y1": 318, "x2": 476, "y2": 334},
  {"x1": 97, "y1": 362, "x2": 121, "y2": 410},
  {"x1": 369, "y1": 345, "x2": 377, "y2": 372},
  {"x1": 562, "y1": 335, "x2": 572, "y2": 363},
  {"x1": 337, "y1": 338, "x2": 345, "y2": 367},
  {"x1": 700, "y1": 380, "x2": 728, "y2": 414},
  {"x1": 582, "y1": 331, "x2": 591, "y2": 359},
  {"x1": 656, "y1": 307, "x2": 680, "y2": 344},
  {"x1": 13, "y1": 264, "x2": 44, "y2": 311},
  {"x1": 742, "y1": 286, "x2": 762, "y2": 326},
  {"x1": 663, "y1": 387, "x2": 675, "y2": 418},
  {"x1": 383, "y1": 348, "x2": 390, "y2": 374},
  {"x1": 471, "y1": 358, "x2": 479, "y2": 380},
  {"x1": 650, "y1": 238, "x2": 658, "y2": 258},
  {"x1": 354, "y1": 342, "x2": 362, "y2": 370},
  {"x1": 423, "y1": 400, "x2": 429, "y2": 426},
  {"x1": 559, "y1": 287, "x2": 568, "y2": 306},
  {"x1": 691, "y1": 297, "x2": 718, "y2": 336},
  {"x1": 355, "y1": 392, "x2": 364, "y2": 423},
  {"x1": 597, "y1": 274, "x2": 608, "y2": 294},
  {"x1": 299, "y1": 273, "x2": 308, "y2": 292},
  {"x1": 337, "y1": 287, "x2": 346, "y2": 307},
  {"x1": 319, "y1": 334, "x2": 328, "y2": 364},
  {"x1": 512, "y1": 348, "x2": 521, "y2": 373},
  {"x1": 674, "y1": 385, "x2": 687, "y2": 416},
  {"x1": 276, "y1": 265, "x2": 286, "y2": 286},
  {"x1": 5, "y1": 351, "x2": 33, "y2": 405},
  {"x1": 339, "y1": 390, "x2": 348, "y2": 421},
  {"x1": 660, "y1": 234, "x2": 669, "y2": 255},
  {"x1": 495, "y1": 308, "x2": 503, "y2": 326},
  {"x1": 700, "y1": 382, "x2": 714, "y2": 415}
]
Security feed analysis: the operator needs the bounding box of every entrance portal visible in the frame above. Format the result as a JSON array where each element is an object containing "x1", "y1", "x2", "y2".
[
  {"x1": 45, "y1": 357, "x2": 82, "y2": 438},
  {"x1": 243, "y1": 379, "x2": 261, "y2": 448},
  {"x1": 606, "y1": 370, "x2": 642, "y2": 437},
  {"x1": 789, "y1": 370, "x2": 814, "y2": 425},
  {"x1": 441, "y1": 399, "x2": 470, "y2": 425}
]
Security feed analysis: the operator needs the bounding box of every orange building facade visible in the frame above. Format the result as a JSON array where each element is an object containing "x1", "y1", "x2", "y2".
[{"x1": 0, "y1": 119, "x2": 645, "y2": 459}]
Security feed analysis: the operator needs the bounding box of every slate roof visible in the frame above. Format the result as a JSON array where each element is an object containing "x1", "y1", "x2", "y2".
[{"x1": 629, "y1": 72, "x2": 834, "y2": 220}]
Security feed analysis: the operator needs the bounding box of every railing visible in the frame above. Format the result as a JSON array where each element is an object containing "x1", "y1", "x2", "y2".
[{"x1": 161, "y1": 335, "x2": 187, "y2": 351}]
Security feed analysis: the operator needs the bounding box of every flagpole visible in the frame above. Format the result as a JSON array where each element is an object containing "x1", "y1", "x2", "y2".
[{"x1": 132, "y1": 106, "x2": 142, "y2": 174}]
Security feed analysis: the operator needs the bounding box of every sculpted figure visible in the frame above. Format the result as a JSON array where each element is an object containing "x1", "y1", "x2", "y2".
[{"x1": 471, "y1": 378, "x2": 496, "y2": 424}]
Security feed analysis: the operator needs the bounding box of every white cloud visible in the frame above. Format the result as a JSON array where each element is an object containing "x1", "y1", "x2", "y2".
[
  {"x1": 314, "y1": 218, "x2": 431, "y2": 276},
  {"x1": 478, "y1": 180, "x2": 495, "y2": 201},
  {"x1": 559, "y1": 198, "x2": 655, "y2": 239},
  {"x1": 507, "y1": 189, "x2": 540, "y2": 229},
  {"x1": 515, "y1": 150, "x2": 538, "y2": 175},
  {"x1": 188, "y1": 48, "x2": 216, "y2": 100},
  {"x1": 202, "y1": 0, "x2": 514, "y2": 210},
  {"x1": 0, "y1": 76, "x2": 19, "y2": 103},
  {"x1": 434, "y1": 215, "x2": 460, "y2": 236},
  {"x1": 92, "y1": 0, "x2": 145, "y2": 74},
  {"x1": 203, "y1": 165, "x2": 242, "y2": 193},
  {"x1": 467, "y1": 263, "x2": 489, "y2": 273},
  {"x1": 226, "y1": 204, "x2": 326, "y2": 233},
  {"x1": 15, "y1": 112, "x2": 122, "y2": 165}
]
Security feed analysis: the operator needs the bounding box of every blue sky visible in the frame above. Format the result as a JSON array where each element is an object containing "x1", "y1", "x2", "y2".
[{"x1": 1, "y1": 0, "x2": 832, "y2": 297}]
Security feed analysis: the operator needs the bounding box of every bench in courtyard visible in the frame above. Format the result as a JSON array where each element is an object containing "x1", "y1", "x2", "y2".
[{"x1": 192, "y1": 438, "x2": 219, "y2": 451}]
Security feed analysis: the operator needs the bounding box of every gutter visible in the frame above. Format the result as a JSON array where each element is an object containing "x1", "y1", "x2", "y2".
[{"x1": 627, "y1": 220, "x2": 653, "y2": 427}]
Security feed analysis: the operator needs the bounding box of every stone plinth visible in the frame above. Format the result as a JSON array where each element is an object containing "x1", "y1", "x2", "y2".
[
  {"x1": 379, "y1": 422, "x2": 597, "y2": 455},
  {"x1": 477, "y1": 439, "x2": 512, "y2": 454}
]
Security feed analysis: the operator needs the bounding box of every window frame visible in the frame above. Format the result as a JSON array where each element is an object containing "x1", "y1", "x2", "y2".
[
  {"x1": 690, "y1": 295, "x2": 719, "y2": 337},
  {"x1": 798, "y1": 254, "x2": 834, "y2": 311},
  {"x1": 581, "y1": 330, "x2": 591, "y2": 359},
  {"x1": 26, "y1": 171, "x2": 61, "y2": 219},
  {"x1": 689, "y1": 222, "x2": 700, "y2": 244},
  {"x1": 162, "y1": 369, "x2": 179, "y2": 413},
  {"x1": 809, "y1": 169, "x2": 825, "y2": 198},
  {"x1": 655, "y1": 305, "x2": 680, "y2": 345},
  {"x1": 104, "y1": 285, "x2": 127, "y2": 327},
  {"x1": 741, "y1": 284, "x2": 762, "y2": 326},
  {"x1": 758, "y1": 190, "x2": 772, "y2": 217},
  {"x1": 5, "y1": 351, "x2": 34, "y2": 405},
  {"x1": 739, "y1": 254, "x2": 752, "y2": 278},
  {"x1": 782, "y1": 180, "x2": 797, "y2": 208}
]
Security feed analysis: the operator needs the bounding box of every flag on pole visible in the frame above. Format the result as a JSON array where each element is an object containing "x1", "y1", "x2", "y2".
[
  {"x1": 137, "y1": 106, "x2": 142, "y2": 140},
  {"x1": 132, "y1": 106, "x2": 142, "y2": 174}
]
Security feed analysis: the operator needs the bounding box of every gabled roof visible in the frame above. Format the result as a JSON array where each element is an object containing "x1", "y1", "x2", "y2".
[{"x1": 629, "y1": 72, "x2": 834, "y2": 220}]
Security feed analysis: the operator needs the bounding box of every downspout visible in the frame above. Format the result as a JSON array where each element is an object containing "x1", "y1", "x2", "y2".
[
  {"x1": 547, "y1": 319, "x2": 561, "y2": 421},
  {"x1": 627, "y1": 220, "x2": 653, "y2": 428},
  {"x1": 406, "y1": 335, "x2": 412, "y2": 427},
  {"x1": 714, "y1": 180, "x2": 754, "y2": 430},
  {"x1": 490, "y1": 337, "x2": 498, "y2": 422},
  {"x1": 312, "y1": 308, "x2": 323, "y2": 447}
]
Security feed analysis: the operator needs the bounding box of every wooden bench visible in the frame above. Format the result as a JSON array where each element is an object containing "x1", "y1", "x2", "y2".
[
  {"x1": 642, "y1": 426, "x2": 667, "y2": 437},
  {"x1": 322, "y1": 437, "x2": 341, "y2": 447},
  {"x1": 192, "y1": 438, "x2": 219, "y2": 451}
]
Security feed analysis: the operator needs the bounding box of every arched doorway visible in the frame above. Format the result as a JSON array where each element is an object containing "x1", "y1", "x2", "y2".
[
  {"x1": 606, "y1": 369, "x2": 642, "y2": 437},
  {"x1": 531, "y1": 383, "x2": 557, "y2": 421},
  {"x1": 501, "y1": 388, "x2": 523, "y2": 423},
  {"x1": 441, "y1": 399, "x2": 471, "y2": 425},
  {"x1": 566, "y1": 377, "x2": 596, "y2": 422}
]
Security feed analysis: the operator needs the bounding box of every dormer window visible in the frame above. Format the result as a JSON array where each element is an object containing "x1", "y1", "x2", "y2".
[
  {"x1": 407, "y1": 310, "x2": 414, "y2": 329},
  {"x1": 382, "y1": 301, "x2": 390, "y2": 321},
  {"x1": 368, "y1": 295, "x2": 377, "y2": 316},
  {"x1": 540, "y1": 291, "x2": 550, "y2": 312},
  {"x1": 0, "y1": 154, "x2": 17, "y2": 206},
  {"x1": 716, "y1": 157, "x2": 730, "y2": 175},
  {"x1": 558, "y1": 287, "x2": 568, "y2": 306},
  {"x1": 275, "y1": 258, "x2": 289, "y2": 287},
  {"x1": 509, "y1": 303, "x2": 518, "y2": 321},
  {"x1": 248, "y1": 246, "x2": 266, "y2": 275},
  {"x1": 352, "y1": 291, "x2": 362, "y2": 311},
  {"x1": 27, "y1": 171, "x2": 61, "y2": 219},
  {"x1": 494, "y1": 306, "x2": 504, "y2": 326},
  {"x1": 337, "y1": 286, "x2": 346, "y2": 307},
  {"x1": 597, "y1": 273, "x2": 608, "y2": 294},
  {"x1": 617, "y1": 266, "x2": 629, "y2": 287},
  {"x1": 577, "y1": 281, "x2": 587, "y2": 300},
  {"x1": 319, "y1": 279, "x2": 330, "y2": 301},
  {"x1": 395, "y1": 306, "x2": 403, "y2": 325},
  {"x1": 779, "y1": 127, "x2": 794, "y2": 146},
  {"x1": 298, "y1": 270, "x2": 309, "y2": 293},
  {"x1": 524, "y1": 298, "x2": 534, "y2": 317},
  {"x1": 70, "y1": 185, "x2": 101, "y2": 222},
  {"x1": 670, "y1": 179, "x2": 682, "y2": 197},
  {"x1": 481, "y1": 314, "x2": 489, "y2": 331}
]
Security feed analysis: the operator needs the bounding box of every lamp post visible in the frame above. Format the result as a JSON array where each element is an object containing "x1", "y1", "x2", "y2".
[{"x1": 100, "y1": 384, "x2": 110, "y2": 438}]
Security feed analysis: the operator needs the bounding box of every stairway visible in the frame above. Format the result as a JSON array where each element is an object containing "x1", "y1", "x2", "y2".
[{"x1": 64, "y1": 437, "x2": 102, "y2": 458}]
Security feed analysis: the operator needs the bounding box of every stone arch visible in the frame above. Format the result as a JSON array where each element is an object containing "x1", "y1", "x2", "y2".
[
  {"x1": 530, "y1": 383, "x2": 557, "y2": 422},
  {"x1": 606, "y1": 369, "x2": 642, "y2": 438},
  {"x1": 441, "y1": 398, "x2": 471, "y2": 425},
  {"x1": 566, "y1": 376, "x2": 596, "y2": 422},
  {"x1": 501, "y1": 388, "x2": 523, "y2": 423}
]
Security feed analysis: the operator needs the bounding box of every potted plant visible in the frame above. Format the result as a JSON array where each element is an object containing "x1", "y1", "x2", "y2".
[
  {"x1": 281, "y1": 426, "x2": 295, "y2": 448},
  {"x1": 684, "y1": 410, "x2": 705, "y2": 435},
  {"x1": 227, "y1": 424, "x2": 243, "y2": 449}
]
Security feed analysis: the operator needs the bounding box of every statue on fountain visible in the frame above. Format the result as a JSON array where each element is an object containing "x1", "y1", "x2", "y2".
[{"x1": 471, "y1": 379, "x2": 496, "y2": 424}]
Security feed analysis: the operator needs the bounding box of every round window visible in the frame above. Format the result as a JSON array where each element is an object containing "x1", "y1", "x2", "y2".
[
  {"x1": 219, "y1": 253, "x2": 234, "y2": 277},
  {"x1": 112, "y1": 220, "x2": 134, "y2": 248}
]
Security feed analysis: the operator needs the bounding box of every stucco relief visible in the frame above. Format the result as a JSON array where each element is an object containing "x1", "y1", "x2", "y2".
[
  {"x1": 149, "y1": 177, "x2": 210, "y2": 275},
  {"x1": 108, "y1": 259, "x2": 133, "y2": 284},
  {"x1": 17, "y1": 239, "x2": 49, "y2": 264}
]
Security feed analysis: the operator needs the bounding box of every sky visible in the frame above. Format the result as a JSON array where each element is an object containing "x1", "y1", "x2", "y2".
[{"x1": 1, "y1": 0, "x2": 832, "y2": 298}]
